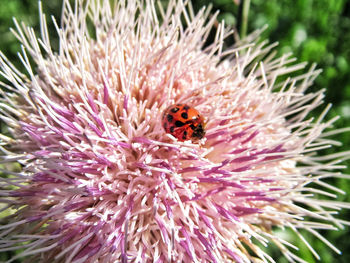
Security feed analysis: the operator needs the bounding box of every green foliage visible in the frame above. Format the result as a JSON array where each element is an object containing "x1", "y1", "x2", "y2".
[{"x1": 0, "y1": 0, "x2": 61, "y2": 69}]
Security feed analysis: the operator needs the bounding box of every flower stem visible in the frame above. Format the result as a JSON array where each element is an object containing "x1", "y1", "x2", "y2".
[{"x1": 240, "y1": 0, "x2": 251, "y2": 39}]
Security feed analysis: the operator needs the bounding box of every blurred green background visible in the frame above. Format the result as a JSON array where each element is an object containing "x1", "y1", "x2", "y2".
[{"x1": 0, "y1": 0, "x2": 349, "y2": 262}]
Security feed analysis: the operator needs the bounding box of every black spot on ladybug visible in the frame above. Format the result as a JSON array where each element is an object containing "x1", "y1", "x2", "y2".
[
  {"x1": 183, "y1": 130, "x2": 187, "y2": 136},
  {"x1": 183, "y1": 105, "x2": 189, "y2": 110},
  {"x1": 190, "y1": 124, "x2": 196, "y2": 130},
  {"x1": 182, "y1": 134, "x2": 187, "y2": 140},
  {"x1": 167, "y1": 114, "x2": 173, "y2": 122},
  {"x1": 175, "y1": 121, "x2": 185, "y2": 127},
  {"x1": 170, "y1": 126, "x2": 175, "y2": 133},
  {"x1": 181, "y1": 112, "x2": 188, "y2": 119},
  {"x1": 171, "y1": 107, "x2": 179, "y2": 113}
]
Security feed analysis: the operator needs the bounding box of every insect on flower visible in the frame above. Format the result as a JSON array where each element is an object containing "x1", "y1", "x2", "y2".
[
  {"x1": 0, "y1": 0, "x2": 349, "y2": 262},
  {"x1": 162, "y1": 103, "x2": 205, "y2": 142}
]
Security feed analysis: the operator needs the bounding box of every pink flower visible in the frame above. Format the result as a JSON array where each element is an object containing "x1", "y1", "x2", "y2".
[{"x1": 0, "y1": 0, "x2": 348, "y2": 262}]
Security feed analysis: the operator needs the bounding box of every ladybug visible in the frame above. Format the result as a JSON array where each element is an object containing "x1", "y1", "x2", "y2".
[{"x1": 162, "y1": 104, "x2": 205, "y2": 142}]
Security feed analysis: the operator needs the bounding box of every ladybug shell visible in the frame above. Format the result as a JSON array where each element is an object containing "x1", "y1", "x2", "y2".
[{"x1": 162, "y1": 104, "x2": 205, "y2": 142}]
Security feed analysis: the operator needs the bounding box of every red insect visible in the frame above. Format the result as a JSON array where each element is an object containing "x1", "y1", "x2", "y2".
[{"x1": 162, "y1": 104, "x2": 205, "y2": 142}]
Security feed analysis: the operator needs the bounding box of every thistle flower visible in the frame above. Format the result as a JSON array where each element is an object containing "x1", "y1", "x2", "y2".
[{"x1": 0, "y1": 0, "x2": 349, "y2": 262}]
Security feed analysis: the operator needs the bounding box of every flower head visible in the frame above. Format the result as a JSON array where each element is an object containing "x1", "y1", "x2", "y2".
[{"x1": 0, "y1": 0, "x2": 349, "y2": 262}]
